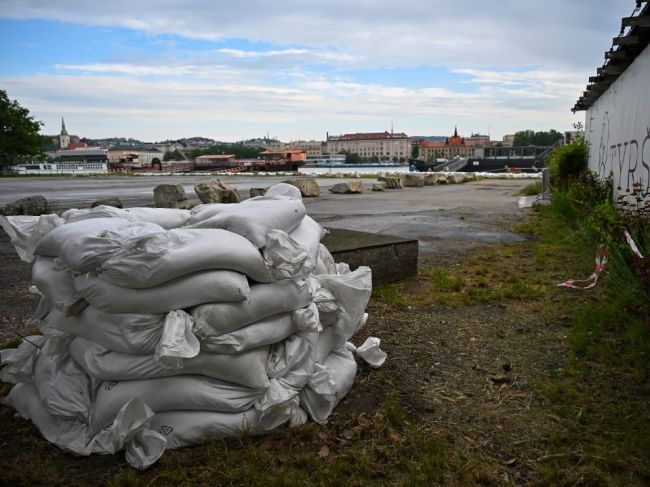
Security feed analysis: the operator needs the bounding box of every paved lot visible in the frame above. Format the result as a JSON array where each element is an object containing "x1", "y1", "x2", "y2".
[{"x1": 0, "y1": 175, "x2": 530, "y2": 257}]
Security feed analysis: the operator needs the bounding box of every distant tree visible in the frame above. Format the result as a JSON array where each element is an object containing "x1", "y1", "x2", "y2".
[
  {"x1": 340, "y1": 150, "x2": 362, "y2": 164},
  {"x1": 411, "y1": 144, "x2": 419, "y2": 158},
  {"x1": 0, "y1": 90, "x2": 46, "y2": 168},
  {"x1": 163, "y1": 149, "x2": 185, "y2": 161},
  {"x1": 513, "y1": 129, "x2": 563, "y2": 146}
]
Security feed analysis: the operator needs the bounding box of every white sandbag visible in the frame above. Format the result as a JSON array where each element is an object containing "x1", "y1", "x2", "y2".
[
  {"x1": 193, "y1": 279, "x2": 310, "y2": 338},
  {"x1": 315, "y1": 326, "x2": 346, "y2": 364},
  {"x1": 35, "y1": 217, "x2": 132, "y2": 257},
  {"x1": 100, "y1": 228, "x2": 273, "y2": 288},
  {"x1": 40, "y1": 307, "x2": 164, "y2": 355},
  {"x1": 0, "y1": 335, "x2": 47, "y2": 383},
  {"x1": 315, "y1": 313, "x2": 368, "y2": 363},
  {"x1": 59, "y1": 221, "x2": 165, "y2": 273},
  {"x1": 353, "y1": 337, "x2": 387, "y2": 368},
  {"x1": 61, "y1": 205, "x2": 129, "y2": 223},
  {"x1": 314, "y1": 243, "x2": 337, "y2": 275},
  {"x1": 0, "y1": 214, "x2": 63, "y2": 262},
  {"x1": 32, "y1": 335, "x2": 92, "y2": 421},
  {"x1": 69, "y1": 337, "x2": 270, "y2": 389},
  {"x1": 263, "y1": 230, "x2": 311, "y2": 280},
  {"x1": 264, "y1": 182, "x2": 302, "y2": 199},
  {"x1": 186, "y1": 203, "x2": 231, "y2": 226},
  {"x1": 199, "y1": 313, "x2": 297, "y2": 354},
  {"x1": 288, "y1": 216, "x2": 326, "y2": 269},
  {"x1": 300, "y1": 347, "x2": 357, "y2": 425},
  {"x1": 124, "y1": 207, "x2": 191, "y2": 229},
  {"x1": 186, "y1": 197, "x2": 306, "y2": 248},
  {"x1": 32, "y1": 256, "x2": 87, "y2": 316},
  {"x1": 317, "y1": 266, "x2": 372, "y2": 340},
  {"x1": 90, "y1": 375, "x2": 264, "y2": 435},
  {"x1": 74, "y1": 270, "x2": 249, "y2": 314},
  {"x1": 268, "y1": 331, "x2": 318, "y2": 392},
  {"x1": 4, "y1": 385, "x2": 166, "y2": 469},
  {"x1": 155, "y1": 310, "x2": 200, "y2": 369},
  {"x1": 148, "y1": 408, "x2": 267, "y2": 450}
]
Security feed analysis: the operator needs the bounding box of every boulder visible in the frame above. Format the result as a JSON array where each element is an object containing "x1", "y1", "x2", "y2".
[
  {"x1": 423, "y1": 174, "x2": 437, "y2": 186},
  {"x1": 402, "y1": 173, "x2": 425, "y2": 187},
  {"x1": 284, "y1": 178, "x2": 320, "y2": 197},
  {"x1": 436, "y1": 174, "x2": 449, "y2": 184},
  {"x1": 329, "y1": 182, "x2": 364, "y2": 194},
  {"x1": 91, "y1": 197, "x2": 123, "y2": 209},
  {"x1": 449, "y1": 173, "x2": 466, "y2": 184},
  {"x1": 153, "y1": 184, "x2": 192, "y2": 209},
  {"x1": 194, "y1": 179, "x2": 240, "y2": 204},
  {"x1": 371, "y1": 182, "x2": 386, "y2": 192},
  {"x1": 249, "y1": 187, "x2": 268, "y2": 198},
  {"x1": 2, "y1": 195, "x2": 49, "y2": 215},
  {"x1": 377, "y1": 176, "x2": 402, "y2": 189}
]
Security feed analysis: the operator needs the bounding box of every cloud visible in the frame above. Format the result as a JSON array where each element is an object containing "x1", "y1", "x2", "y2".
[
  {"x1": 1, "y1": 68, "x2": 581, "y2": 141},
  {"x1": 0, "y1": 0, "x2": 629, "y2": 70}
]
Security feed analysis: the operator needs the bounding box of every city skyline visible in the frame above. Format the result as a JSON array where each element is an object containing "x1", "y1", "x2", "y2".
[{"x1": 0, "y1": 0, "x2": 632, "y2": 141}]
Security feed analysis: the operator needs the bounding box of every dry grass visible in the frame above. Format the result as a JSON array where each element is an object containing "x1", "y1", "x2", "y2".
[{"x1": 1, "y1": 208, "x2": 649, "y2": 485}]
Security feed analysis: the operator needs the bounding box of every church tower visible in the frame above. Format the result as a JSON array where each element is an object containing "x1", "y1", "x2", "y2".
[{"x1": 59, "y1": 117, "x2": 70, "y2": 149}]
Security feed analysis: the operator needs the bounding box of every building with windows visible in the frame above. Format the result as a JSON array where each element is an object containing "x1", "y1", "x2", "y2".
[
  {"x1": 418, "y1": 127, "x2": 483, "y2": 161},
  {"x1": 287, "y1": 140, "x2": 324, "y2": 157},
  {"x1": 325, "y1": 131, "x2": 410, "y2": 161}
]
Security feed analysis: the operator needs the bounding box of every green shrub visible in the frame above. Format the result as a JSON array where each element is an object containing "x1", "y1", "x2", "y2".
[{"x1": 548, "y1": 141, "x2": 587, "y2": 187}]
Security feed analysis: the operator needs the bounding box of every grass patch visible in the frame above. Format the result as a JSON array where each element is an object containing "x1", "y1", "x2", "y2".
[{"x1": 518, "y1": 180, "x2": 543, "y2": 196}]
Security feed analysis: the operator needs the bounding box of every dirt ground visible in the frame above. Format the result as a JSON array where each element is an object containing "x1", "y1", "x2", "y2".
[{"x1": 4, "y1": 179, "x2": 642, "y2": 485}]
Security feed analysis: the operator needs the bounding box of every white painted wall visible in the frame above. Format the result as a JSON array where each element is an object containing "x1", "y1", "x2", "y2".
[{"x1": 586, "y1": 45, "x2": 650, "y2": 200}]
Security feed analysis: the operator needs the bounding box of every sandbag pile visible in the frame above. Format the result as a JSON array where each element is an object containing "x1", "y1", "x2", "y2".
[{"x1": 0, "y1": 183, "x2": 386, "y2": 469}]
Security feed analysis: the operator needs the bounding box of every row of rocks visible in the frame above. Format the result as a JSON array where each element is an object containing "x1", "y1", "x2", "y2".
[{"x1": 1, "y1": 172, "x2": 479, "y2": 214}]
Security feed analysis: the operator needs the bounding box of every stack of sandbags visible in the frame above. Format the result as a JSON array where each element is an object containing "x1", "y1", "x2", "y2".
[{"x1": 0, "y1": 182, "x2": 385, "y2": 469}]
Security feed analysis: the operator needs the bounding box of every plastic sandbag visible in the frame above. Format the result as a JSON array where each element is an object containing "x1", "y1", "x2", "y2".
[
  {"x1": 61, "y1": 206, "x2": 129, "y2": 223},
  {"x1": 352, "y1": 337, "x2": 387, "y2": 368},
  {"x1": 35, "y1": 217, "x2": 133, "y2": 257},
  {"x1": 148, "y1": 408, "x2": 268, "y2": 450},
  {"x1": 40, "y1": 307, "x2": 165, "y2": 355},
  {"x1": 124, "y1": 207, "x2": 191, "y2": 229},
  {"x1": 289, "y1": 216, "x2": 326, "y2": 269},
  {"x1": 268, "y1": 331, "x2": 319, "y2": 393},
  {"x1": 264, "y1": 183, "x2": 302, "y2": 199},
  {"x1": 263, "y1": 230, "x2": 311, "y2": 280},
  {"x1": 74, "y1": 270, "x2": 250, "y2": 314},
  {"x1": 0, "y1": 335, "x2": 47, "y2": 383},
  {"x1": 317, "y1": 266, "x2": 372, "y2": 340},
  {"x1": 59, "y1": 221, "x2": 165, "y2": 273},
  {"x1": 32, "y1": 335, "x2": 92, "y2": 421},
  {"x1": 300, "y1": 347, "x2": 357, "y2": 425},
  {"x1": 199, "y1": 313, "x2": 297, "y2": 354},
  {"x1": 154, "y1": 310, "x2": 200, "y2": 369},
  {"x1": 100, "y1": 228, "x2": 273, "y2": 288},
  {"x1": 0, "y1": 214, "x2": 64, "y2": 263},
  {"x1": 186, "y1": 203, "x2": 231, "y2": 226},
  {"x1": 90, "y1": 375, "x2": 264, "y2": 435},
  {"x1": 186, "y1": 197, "x2": 306, "y2": 248},
  {"x1": 193, "y1": 279, "x2": 310, "y2": 338},
  {"x1": 4, "y1": 385, "x2": 166, "y2": 469},
  {"x1": 69, "y1": 337, "x2": 270, "y2": 389},
  {"x1": 32, "y1": 256, "x2": 87, "y2": 316},
  {"x1": 314, "y1": 244, "x2": 337, "y2": 275},
  {"x1": 315, "y1": 313, "x2": 368, "y2": 363}
]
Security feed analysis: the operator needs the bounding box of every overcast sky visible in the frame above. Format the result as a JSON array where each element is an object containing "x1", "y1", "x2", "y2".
[{"x1": 0, "y1": 0, "x2": 637, "y2": 141}]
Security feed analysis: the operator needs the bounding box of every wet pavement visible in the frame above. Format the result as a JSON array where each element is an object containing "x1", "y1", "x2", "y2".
[{"x1": 0, "y1": 175, "x2": 531, "y2": 256}]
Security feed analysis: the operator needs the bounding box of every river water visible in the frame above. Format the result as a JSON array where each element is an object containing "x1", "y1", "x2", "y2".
[{"x1": 299, "y1": 165, "x2": 410, "y2": 175}]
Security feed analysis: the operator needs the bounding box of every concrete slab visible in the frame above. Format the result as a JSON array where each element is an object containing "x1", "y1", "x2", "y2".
[{"x1": 322, "y1": 228, "x2": 418, "y2": 283}]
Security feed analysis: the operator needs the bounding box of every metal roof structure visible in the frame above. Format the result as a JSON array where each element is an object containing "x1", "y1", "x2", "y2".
[{"x1": 573, "y1": 0, "x2": 650, "y2": 112}]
